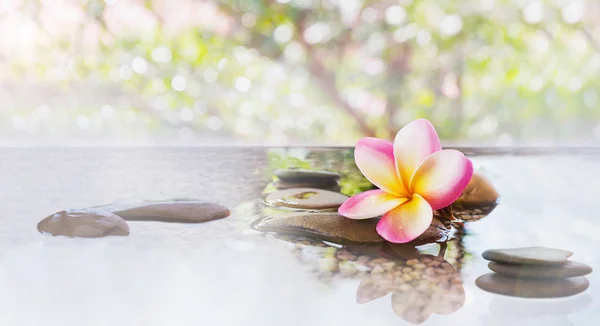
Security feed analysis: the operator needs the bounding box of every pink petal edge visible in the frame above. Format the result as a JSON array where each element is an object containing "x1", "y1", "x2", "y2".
[
  {"x1": 409, "y1": 149, "x2": 473, "y2": 210},
  {"x1": 338, "y1": 189, "x2": 408, "y2": 220},
  {"x1": 393, "y1": 118, "x2": 442, "y2": 189},
  {"x1": 354, "y1": 137, "x2": 408, "y2": 197}
]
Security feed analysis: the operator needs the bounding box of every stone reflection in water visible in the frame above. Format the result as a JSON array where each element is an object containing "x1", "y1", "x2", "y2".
[
  {"x1": 479, "y1": 294, "x2": 593, "y2": 326},
  {"x1": 276, "y1": 235, "x2": 467, "y2": 324},
  {"x1": 357, "y1": 247, "x2": 465, "y2": 324}
]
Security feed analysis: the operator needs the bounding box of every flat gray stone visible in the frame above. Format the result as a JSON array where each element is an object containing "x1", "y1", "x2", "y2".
[
  {"x1": 482, "y1": 247, "x2": 573, "y2": 265},
  {"x1": 113, "y1": 202, "x2": 230, "y2": 223},
  {"x1": 476, "y1": 273, "x2": 589, "y2": 298},
  {"x1": 38, "y1": 209, "x2": 129, "y2": 238},
  {"x1": 265, "y1": 188, "x2": 348, "y2": 209},
  {"x1": 253, "y1": 212, "x2": 384, "y2": 244},
  {"x1": 275, "y1": 169, "x2": 340, "y2": 181},
  {"x1": 488, "y1": 261, "x2": 592, "y2": 279}
]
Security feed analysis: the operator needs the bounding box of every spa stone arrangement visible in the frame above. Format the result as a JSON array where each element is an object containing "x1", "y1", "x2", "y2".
[
  {"x1": 34, "y1": 119, "x2": 594, "y2": 324},
  {"x1": 34, "y1": 158, "x2": 593, "y2": 323},
  {"x1": 477, "y1": 247, "x2": 592, "y2": 298},
  {"x1": 252, "y1": 167, "x2": 491, "y2": 245}
]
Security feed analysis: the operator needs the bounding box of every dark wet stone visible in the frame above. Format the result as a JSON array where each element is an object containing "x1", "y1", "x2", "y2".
[
  {"x1": 488, "y1": 261, "x2": 592, "y2": 279},
  {"x1": 265, "y1": 188, "x2": 348, "y2": 209},
  {"x1": 476, "y1": 273, "x2": 589, "y2": 298},
  {"x1": 357, "y1": 255, "x2": 465, "y2": 324},
  {"x1": 113, "y1": 202, "x2": 230, "y2": 223},
  {"x1": 451, "y1": 203, "x2": 497, "y2": 222},
  {"x1": 253, "y1": 212, "x2": 384, "y2": 244},
  {"x1": 275, "y1": 169, "x2": 340, "y2": 181},
  {"x1": 482, "y1": 247, "x2": 573, "y2": 265},
  {"x1": 273, "y1": 179, "x2": 339, "y2": 191},
  {"x1": 38, "y1": 209, "x2": 129, "y2": 238},
  {"x1": 455, "y1": 173, "x2": 499, "y2": 205}
]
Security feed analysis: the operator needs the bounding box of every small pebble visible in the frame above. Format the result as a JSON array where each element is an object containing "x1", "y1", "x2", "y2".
[{"x1": 38, "y1": 209, "x2": 129, "y2": 238}]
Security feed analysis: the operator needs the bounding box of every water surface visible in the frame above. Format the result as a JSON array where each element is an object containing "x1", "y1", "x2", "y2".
[{"x1": 0, "y1": 147, "x2": 598, "y2": 326}]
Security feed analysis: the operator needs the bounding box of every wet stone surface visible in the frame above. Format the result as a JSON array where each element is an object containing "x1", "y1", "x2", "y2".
[
  {"x1": 272, "y1": 179, "x2": 340, "y2": 191},
  {"x1": 488, "y1": 261, "x2": 593, "y2": 280},
  {"x1": 272, "y1": 169, "x2": 341, "y2": 191},
  {"x1": 482, "y1": 247, "x2": 574, "y2": 265},
  {"x1": 476, "y1": 273, "x2": 589, "y2": 298},
  {"x1": 253, "y1": 212, "x2": 384, "y2": 244},
  {"x1": 450, "y1": 203, "x2": 497, "y2": 222},
  {"x1": 253, "y1": 212, "x2": 451, "y2": 245},
  {"x1": 455, "y1": 172, "x2": 499, "y2": 205},
  {"x1": 274, "y1": 169, "x2": 341, "y2": 181},
  {"x1": 37, "y1": 209, "x2": 130, "y2": 238},
  {"x1": 264, "y1": 188, "x2": 348, "y2": 210},
  {"x1": 113, "y1": 202, "x2": 230, "y2": 223}
]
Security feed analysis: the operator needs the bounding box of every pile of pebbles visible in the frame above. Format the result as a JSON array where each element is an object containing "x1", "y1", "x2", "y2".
[
  {"x1": 476, "y1": 247, "x2": 592, "y2": 298},
  {"x1": 278, "y1": 233, "x2": 467, "y2": 324},
  {"x1": 357, "y1": 254, "x2": 465, "y2": 324}
]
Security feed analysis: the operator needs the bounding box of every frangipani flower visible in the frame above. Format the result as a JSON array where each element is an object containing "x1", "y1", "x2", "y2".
[{"x1": 339, "y1": 119, "x2": 473, "y2": 243}]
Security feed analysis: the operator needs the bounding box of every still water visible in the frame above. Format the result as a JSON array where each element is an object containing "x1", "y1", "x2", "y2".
[{"x1": 0, "y1": 147, "x2": 598, "y2": 326}]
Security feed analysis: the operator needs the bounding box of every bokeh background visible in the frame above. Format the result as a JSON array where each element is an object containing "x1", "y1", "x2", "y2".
[{"x1": 1, "y1": 0, "x2": 599, "y2": 146}]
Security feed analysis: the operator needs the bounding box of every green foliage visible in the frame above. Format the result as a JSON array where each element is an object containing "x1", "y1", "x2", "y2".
[{"x1": 1, "y1": 0, "x2": 599, "y2": 144}]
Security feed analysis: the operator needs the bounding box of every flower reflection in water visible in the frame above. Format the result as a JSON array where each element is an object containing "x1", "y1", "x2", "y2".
[
  {"x1": 270, "y1": 233, "x2": 468, "y2": 325},
  {"x1": 257, "y1": 147, "x2": 499, "y2": 324},
  {"x1": 356, "y1": 245, "x2": 464, "y2": 324}
]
